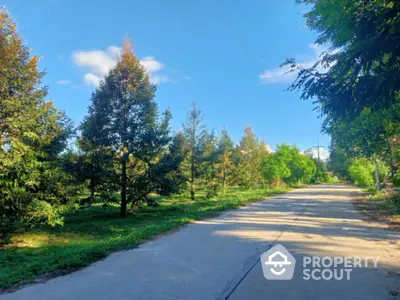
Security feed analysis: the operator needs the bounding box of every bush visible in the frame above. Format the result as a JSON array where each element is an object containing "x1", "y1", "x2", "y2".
[
  {"x1": 348, "y1": 158, "x2": 390, "y2": 188},
  {"x1": 26, "y1": 200, "x2": 67, "y2": 227},
  {"x1": 393, "y1": 170, "x2": 400, "y2": 187},
  {"x1": 312, "y1": 168, "x2": 331, "y2": 183},
  {"x1": 348, "y1": 158, "x2": 375, "y2": 187}
]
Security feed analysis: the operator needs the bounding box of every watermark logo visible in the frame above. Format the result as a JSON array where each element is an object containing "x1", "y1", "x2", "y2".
[
  {"x1": 303, "y1": 256, "x2": 380, "y2": 280},
  {"x1": 260, "y1": 245, "x2": 380, "y2": 281},
  {"x1": 260, "y1": 244, "x2": 296, "y2": 280}
]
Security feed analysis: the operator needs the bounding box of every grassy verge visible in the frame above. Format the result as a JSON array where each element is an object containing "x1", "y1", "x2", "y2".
[
  {"x1": 0, "y1": 187, "x2": 289, "y2": 289},
  {"x1": 355, "y1": 188, "x2": 400, "y2": 226}
]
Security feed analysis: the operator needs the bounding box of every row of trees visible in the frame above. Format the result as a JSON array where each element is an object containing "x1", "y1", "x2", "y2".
[
  {"x1": 288, "y1": 0, "x2": 400, "y2": 189},
  {"x1": 77, "y1": 80, "x2": 327, "y2": 216},
  {"x1": 0, "y1": 9, "x2": 330, "y2": 242}
]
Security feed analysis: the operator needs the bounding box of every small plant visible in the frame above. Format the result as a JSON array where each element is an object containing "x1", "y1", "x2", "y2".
[{"x1": 393, "y1": 170, "x2": 400, "y2": 187}]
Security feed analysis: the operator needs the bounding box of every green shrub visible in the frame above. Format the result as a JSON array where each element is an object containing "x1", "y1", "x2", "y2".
[
  {"x1": 393, "y1": 170, "x2": 400, "y2": 187},
  {"x1": 348, "y1": 158, "x2": 375, "y2": 187},
  {"x1": 347, "y1": 158, "x2": 390, "y2": 188}
]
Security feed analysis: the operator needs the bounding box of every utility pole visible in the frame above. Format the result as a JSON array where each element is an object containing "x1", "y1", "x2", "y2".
[{"x1": 312, "y1": 141, "x2": 326, "y2": 162}]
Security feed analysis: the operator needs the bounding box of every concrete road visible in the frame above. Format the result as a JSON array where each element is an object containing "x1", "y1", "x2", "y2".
[{"x1": 2, "y1": 184, "x2": 399, "y2": 300}]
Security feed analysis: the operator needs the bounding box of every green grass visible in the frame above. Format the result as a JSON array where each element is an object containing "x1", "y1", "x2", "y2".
[{"x1": 0, "y1": 187, "x2": 289, "y2": 289}]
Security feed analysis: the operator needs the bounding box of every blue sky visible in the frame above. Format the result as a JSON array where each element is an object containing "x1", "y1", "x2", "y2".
[{"x1": 5, "y1": 0, "x2": 330, "y2": 157}]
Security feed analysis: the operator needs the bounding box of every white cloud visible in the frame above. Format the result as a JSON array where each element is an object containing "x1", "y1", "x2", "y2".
[
  {"x1": 303, "y1": 147, "x2": 330, "y2": 161},
  {"x1": 72, "y1": 46, "x2": 169, "y2": 87},
  {"x1": 57, "y1": 79, "x2": 70, "y2": 85},
  {"x1": 312, "y1": 148, "x2": 330, "y2": 161},
  {"x1": 259, "y1": 44, "x2": 334, "y2": 84},
  {"x1": 259, "y1": 65, "x2": 296, "y2": 84},
  {"x1": 107, "y1": 46, "x2": 121, "y2": 57},
  {"x1": 83, "y1": 73, "x2": 102, "y2": 87},
  {"x1": 140, "y1": 56, "x2": 164, "y2": 73},
  {"x1": 72, "y1": 47, "x2": 116, "y2": 78},
  {"x1": 150, "y1": 75, "x2": 171, "y2": 85}
]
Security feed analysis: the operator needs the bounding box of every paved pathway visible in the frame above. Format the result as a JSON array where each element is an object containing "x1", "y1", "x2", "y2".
[{"x1": 2, "y1": 184, "x2": 399, "y2": 300}]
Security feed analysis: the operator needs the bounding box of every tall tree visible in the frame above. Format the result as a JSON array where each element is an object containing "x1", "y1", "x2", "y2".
[
  {"x1": 328, "y1": 143, "x2": 349, "y2": 179},
  {"x1": 182, "y1": 102, "x2": 205, "y2": 200},
  {"x1": 324, "y1": 107, "x2": 398, "y2": 187},
  {"x1": 235, "y1": 126, "x2": 263, "y2": 187},
  {"x1": 80, "y1": 40, "x2": 170, "y2": 217},
  {"x1": 289, "y1": 0, "x2": 400, "y2": 120},
  {"x1": 197, "y1": 130, "x2": 220, "y2": 197},
  {"x1": 0, "y1": 10, "x2": 72, "y2": 240},
  {"x1": 216, "y1": 127, "x2": 235, "y2": 193},
  {"x1": 123, "y1": 110, "x2": 184, "y2": 206},
  {"x1": 285, "y1": 0, "x2": 400, "y2": 188}
]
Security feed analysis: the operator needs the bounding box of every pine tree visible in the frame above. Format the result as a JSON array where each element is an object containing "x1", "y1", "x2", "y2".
[
  {"x1": 64, "y1": 140, "x2": 116, "y2": 206},
  {"x1": 153, "y1": 132, "x2": 188, "y2": 196},
  {"x1": 235, "y1": 126, "x2": 263, "y2": 187},
  {"x1": 0, "y1": 10, "x2": 72, "y2": 241},
  {"x1": 198, "y1": 130, "x2": 219, "y2": 197},
  {"x1": 182, "y1": 102, "x2": 205, "y2": 200},
  {"x1": 80, "y1": 40, "x2": 170, "y2": 217},
  {"x1": 216, "y1": 127, "x2": 235, "y2": 193}
]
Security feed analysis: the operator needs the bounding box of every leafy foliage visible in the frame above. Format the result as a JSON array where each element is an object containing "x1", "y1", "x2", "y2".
[
  {"x1": 0, "y1": 10, "x2": 73, "y2": 242},
  {"x1": 291, "y1": 0, "x2": 400, "y2": 119},
  {"x1": 216, "y1": 127, "x2": 236, "y2": 192},
  {"x1": 348, "y1": 158, "x2": 376, "y2": 187},
  {"x1": 393, "y1": 170, "x2": 400, "y2": 187},
  {"x1": 182, "y1": 102, "x2": 206, "y2": 200},
  {"x1": 327, "y1": 146, "x2": 350, "y2": 179},
  {"x1": 80, "y1": 41, "x2": 178, "y2": 216},
  {"x1": 234, "y1": 126, "x2": 265, "y2": 187},
  {"x1": 348, "y1": 158, "x2": 389, "y2": 187},
  {"x1": 288, "y1": 0, "x2": 400, "y2": 189},
  {"x1": 0, "y1": 7, "x2": 339, "y2": 286},
  {"x1": 262, "y1": 144, "x2": 318, "y2": 185}
]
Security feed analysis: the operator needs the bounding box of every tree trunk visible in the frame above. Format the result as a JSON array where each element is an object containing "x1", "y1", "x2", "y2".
[
  {"x1": 375, "y1": 159, "x2": 380, "y2": 191},
  {"x1": 120, "y1": 157, "x2": 127, "y2": 217},
  {"x1": 89, "y1": 180, "x2": 95, "y2": 199},
  {"x1": 89, "y1": 181, "x2": 95, "y2": 206},
  {"x1": 222, "y1": 160, "x2": 226, "y2": 194},
  {"x1": 190, "y1": 161, "x2": 195, "y2": 200},
  {"x1": 389, "y1": 138, "x2": 396, "y2": 178},
  {"x1": 222, "y1": 174, "x2": 226, "y2": 194}
]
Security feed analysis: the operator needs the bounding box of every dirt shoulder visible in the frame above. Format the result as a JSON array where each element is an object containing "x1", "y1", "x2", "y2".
[{"x1": 353, "y1": 189, "x2": 400, "y2": 230}]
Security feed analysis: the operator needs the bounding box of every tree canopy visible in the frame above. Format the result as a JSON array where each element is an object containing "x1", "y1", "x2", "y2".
[
  {"x1": 287, "y1": 0, "x2": 400, "y2": 187},
  {"x1": 0, "y1": 10, "x2": 73, "y2": 240},
  {"x1": 80, "y1": 40, "x2": 175, "y2": 216}
]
